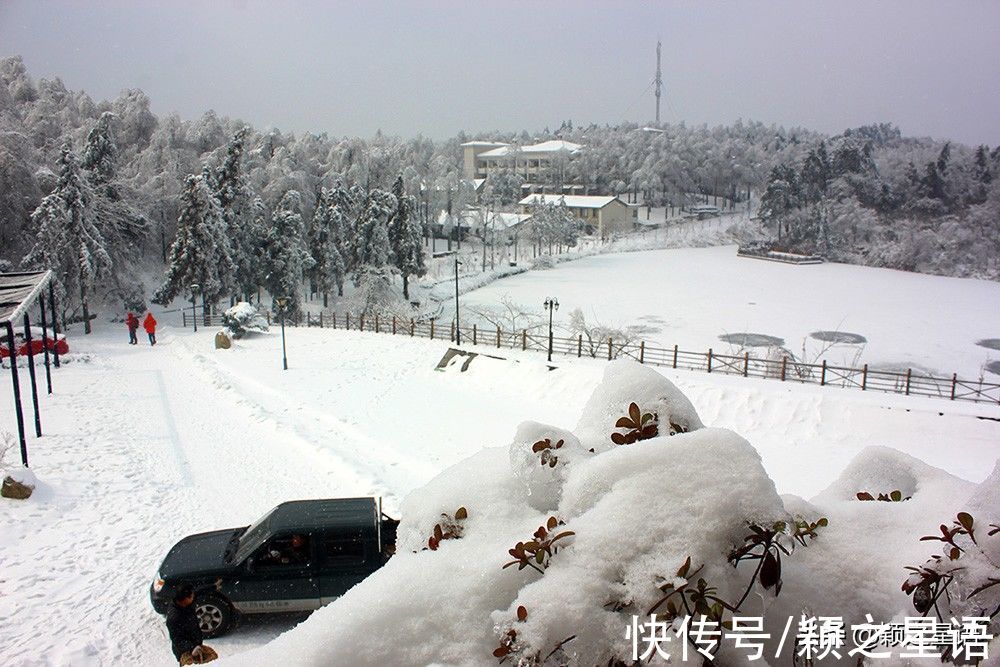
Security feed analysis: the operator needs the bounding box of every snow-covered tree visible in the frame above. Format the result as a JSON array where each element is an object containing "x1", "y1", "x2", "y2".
[
  {"x1": 310, "y1": 187, "x2": 348, "y2": 304},
  {"x1": 154, "y1": 174, "x2": 235, "y2": 315},
  {"x1": 387, "y1": 175, "x2": 425, "y2": 300},
  {"x1": 262, "y1": 189, "x2": 314, "y2": 318},
  {"x1": 23, "y1": 145, "x2": 111, "y2": 333},
  {"x1": 213, "y1": 126, "x2": 259, "y2": 301},
  {"x1": 352, "y1": 188, "x2": 394, "y2": 270},
  {"x1": 81, "y1": 111, "x2": 117, "y2": 185}
]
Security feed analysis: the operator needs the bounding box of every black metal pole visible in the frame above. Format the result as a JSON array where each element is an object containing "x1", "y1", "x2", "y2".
[
  {"x1": 548, "y1": 306, "x2": 554, "y2": 362},
  {"x1": 48, "y1": 282, "x2": 60, "y2": 368},
  {"x1": 454, "y1": 256, "x2": 460, "y2": 345},
  {"x1": 280, "y1": 310, "x2": 288, "y2": 370},
  {"x1": 22, "y1": 314, "x2": 41, "y2": 437},
  {"x1": 5, "y1": 322, "x2": 27, "y2": 466},
  {"x1": 38, "y1": 295, "x2": 53, "y2": 394}
]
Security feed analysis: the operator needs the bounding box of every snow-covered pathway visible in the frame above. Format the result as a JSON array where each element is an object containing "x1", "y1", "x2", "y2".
[{"x1": 0, "y1": 328, "x2": 357, "y2": 664}]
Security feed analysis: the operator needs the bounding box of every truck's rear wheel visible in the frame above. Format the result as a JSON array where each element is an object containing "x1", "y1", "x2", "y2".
[{"x1": 195, "y1": 592, "x2": 234, "y2": 638}]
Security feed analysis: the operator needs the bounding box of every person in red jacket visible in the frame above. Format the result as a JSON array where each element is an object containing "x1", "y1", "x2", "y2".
[
  {"x1": 143, "y1": 312, "x2": 157, "y2": 346},
  {"x1": 126, "y1": 312, "x2": 139, "y2": 345}
]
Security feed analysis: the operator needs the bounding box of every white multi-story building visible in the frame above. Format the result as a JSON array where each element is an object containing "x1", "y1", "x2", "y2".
[{"x1": 461, "y1": 140, "x2": 585, "y2": 194}]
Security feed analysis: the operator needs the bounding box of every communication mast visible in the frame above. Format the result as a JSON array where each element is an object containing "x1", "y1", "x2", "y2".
[{"x1": 654, "y1": 40, "x2": 663, "y2": 125}]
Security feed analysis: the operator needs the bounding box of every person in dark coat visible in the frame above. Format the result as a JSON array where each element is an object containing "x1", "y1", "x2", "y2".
[
  {"x1": 143, "y1": 312, "x2": 157, "y2": 345},
  {"x1": 165, "y1": 584, "x2": 204, "y2": 663},
  {"x1": 126, "y1": 312, "x2": 139, "y2": 345}
]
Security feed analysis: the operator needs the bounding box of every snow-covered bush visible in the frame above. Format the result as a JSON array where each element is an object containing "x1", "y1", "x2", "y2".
[
  {"x1": 220, "y1": 301, "x2": 268, "y2": 338},
  {"x1": 240, "y1": 362, "x2": 999, "y2": 666}
]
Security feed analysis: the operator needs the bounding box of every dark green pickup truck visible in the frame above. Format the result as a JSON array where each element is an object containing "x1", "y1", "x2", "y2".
[{"x1": 150, "y1": 497, "x2": 399, "y2": 637}]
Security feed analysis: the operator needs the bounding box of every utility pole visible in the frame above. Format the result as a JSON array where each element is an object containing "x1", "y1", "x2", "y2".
[{"x1": 654, "y1": 40, "x2": 663, "y2": 125}]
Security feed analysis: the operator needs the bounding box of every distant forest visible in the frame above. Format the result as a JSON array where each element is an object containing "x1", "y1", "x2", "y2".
[{"x1": 1, "y1": 55, "x2": 997, "y2": 322}]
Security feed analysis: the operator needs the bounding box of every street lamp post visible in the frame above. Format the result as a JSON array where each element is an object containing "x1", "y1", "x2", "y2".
[
  {"x1": 543, "y1": 297, "x2": 559, "y2": 362},
  {"x1": 454, "y1": 255, "x2": 462, "y2": 345},
  {"x1": 190, "y1": 284, "x2": 200, "y2": 333},
  {"x1": 276, "y1": 297, "x2": 289, "y2": 370}
]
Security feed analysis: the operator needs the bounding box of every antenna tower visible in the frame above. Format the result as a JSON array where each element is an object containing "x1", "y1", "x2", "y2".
[{"x1": 654, "y1": 40, "x2": 663, "y2": 125}]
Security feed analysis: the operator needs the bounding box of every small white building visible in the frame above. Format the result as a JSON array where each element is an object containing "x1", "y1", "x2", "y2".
[
  {"x1": 462, "y1": 139, "x2": 585, "y2": 194},
  {"x1": 518, "y1": 194, "x2": 635, "y2": 240}
]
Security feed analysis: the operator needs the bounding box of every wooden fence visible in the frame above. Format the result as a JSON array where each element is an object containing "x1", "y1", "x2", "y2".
[{"x1": 182, "y1": 310, "x2": 1000, "y2": 406}]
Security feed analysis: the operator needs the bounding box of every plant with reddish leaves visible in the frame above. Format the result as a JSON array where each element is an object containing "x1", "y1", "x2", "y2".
[
  {"x1": 856, "y1": 489, "x2": 910, "y2": 502},
  {"x1": 503, "y1": 517, "x2": 575, "y2": 574},
  {"x1": 531, "y1": 438, "x2": 564, "y2": 468},
  {"x1": 426, "y1": 506, "x2": 468, "y2": 551},
  {"x1": 611, "y1": 402, "x2": 659, "y2": 445},
  {"x1": 492, "y1": 605, "x2": 577, "y2": 665},
  {"x1": 902, "y1": 511, "x2": 1000, "y2": 630}
]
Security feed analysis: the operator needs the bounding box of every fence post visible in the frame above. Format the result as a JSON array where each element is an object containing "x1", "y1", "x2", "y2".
[
  {"x1": 430, "y1": 319, "x2": 435, "y2": 339},
  {"x1": 319, "y1": 311, "x2": 323, "y2": 328},
  {"x1": 392, "y1": 316, "x2": 396, "y2": 335},
  {"x1": 266, "y1": 311, "x2": 271, "y2": 326},
  {"x1": 640, "y1": 341, "x2": 645, "y2": 364},
  {"x1": 411, "y1": 319, "x2": 415, "y2": 337},
  {"x1": 497, "y1": 326, "x2": 501, "y2": 348},
  {"x1": 707, "y1": 348, "x2": 713, "y2": 373},
  {"x1": 360, "y1": 314, "x2": 365, "y2": 332},
  {"x1": 307, "y1": 312, "x2": 311, "y2": 327},
  {"x1": 522, "y1": 330, "x2": 527, "y2": 351},
  {"x1": 578, "y1": 334, "x2": 582, "y2": 358},
  {"x1": 861, "y1": 364, "x2": 868, "y2": 390},
  {"x1": 182, "y1": 311, "x2": 187, "y2": 327},
  {"x1": 450, "y1": 321, "x2": 454, "y2": 342},
  {"x1": 375, "y1": 314, "x2": 380, "y2": 333},
  {"x1": 673, "y1": 344, "x2": 678, "y2": 369},
  {"x1": 904, "y1": 368, "x2": 911, "y2": 395},
  {"x1": 332, "y1": 312, "x2": 336, "y2": 329},
  {"x1": 781, "y1": 357, "x2": 787, "y2": 381},
  {"x1": 346, "y1": 312, "x2": 350, "y2": 330},
  {"x1": 821, "y1": 360, "x2": 827, "y2": 386},
  {"x1": 950, "y1": 373, "x2": 957, "y2": 400},
  {"x1": 472, "y1": 324, "x2": 477, "y2": 345},
  {"x1": 607, "y1": 337, "x2": 613, "y2": 361},
  {"x1": 743, "y1": 352, "x2": 749, "y2": 377}
]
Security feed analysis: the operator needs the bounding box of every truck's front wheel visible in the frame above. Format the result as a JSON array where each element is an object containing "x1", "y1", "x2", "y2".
[{"x1": 195, "y1": 592, "x2": 234, "y2": 638}]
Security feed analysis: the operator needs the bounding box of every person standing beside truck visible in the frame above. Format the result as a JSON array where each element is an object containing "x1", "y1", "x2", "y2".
[{"x1": 165, "y1": 584, "x2": 217, "y2": 664}]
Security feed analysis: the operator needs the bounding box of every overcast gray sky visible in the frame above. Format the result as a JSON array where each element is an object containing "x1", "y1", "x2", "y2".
[{"x1": 2, "y1": 0, "x2": 998, "y2": 145}]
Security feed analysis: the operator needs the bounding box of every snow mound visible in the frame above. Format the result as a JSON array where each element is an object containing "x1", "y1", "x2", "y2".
[
  {"x1": 509, "y1": 421, "x2": 591, "y2": 512},
  {"x1": 574, "y1": 360, "x2": 703, "y2": 452},
  {"x1": 965, "y1": 458, "x2": 1000, "y2": 523},
  {"x1": 812, "y1": 445, "x2": 967, "y2": 504},
  {"x1": 502, "y1": 428, "x2": 785, "y2": 662}
]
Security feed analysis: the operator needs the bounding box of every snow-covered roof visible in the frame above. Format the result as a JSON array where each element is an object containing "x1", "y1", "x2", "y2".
[
  {"x1": 477, "y1": 140, "x2": 584, "y2": 159},
  {"x1": 460, "y1": 141, "x2": 509, "y2": 148},
  {"x1": 520, "y1": 140, "x2": 583, "y2": 154},
  {"x1": 0, "y1": 270, "x2": 53, "y2": 325},
  {"x1": 518, "y1": 194, "x2": 621, "y2": 209}
]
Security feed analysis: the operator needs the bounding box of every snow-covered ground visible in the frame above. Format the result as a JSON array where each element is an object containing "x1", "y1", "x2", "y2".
[
  {"x1": 457, "y1": 244, "x2": 1000, "y2": 380},
  {"x1": 0, "y1": 322, "x2": 997, "y2": 664}
]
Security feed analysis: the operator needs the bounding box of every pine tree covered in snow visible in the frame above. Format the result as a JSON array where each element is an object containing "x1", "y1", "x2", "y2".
[
  {"x1": 262, "y1": 189, "x2": 314, "y2": 318},
  {"x1": 387, "y1": 174, "x2": 425, "y2": 300},
  {"x1": 80, "y1": 111, "x2": 117, "y2": 185},
  {"x1": 212, "y1": 126, "x2": 259, "y2": 301},
  {"x1": 154, "y1": 174, "x2": 235, "y2": 312},
  {"x1": 352, "y1": 188, "x2": 394, "y2": 271},
  {"x1": 310, "y1": 187, "x2": 348, "y2": 304},
  {"x1": 23, "y1": 144, "x2": 111, "y2": 332}
]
